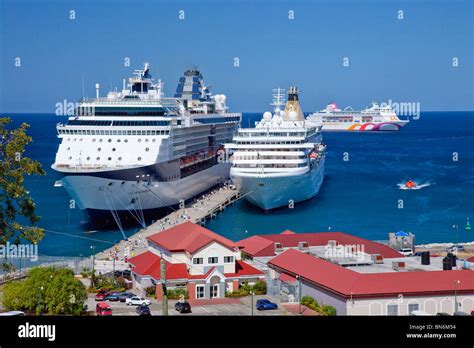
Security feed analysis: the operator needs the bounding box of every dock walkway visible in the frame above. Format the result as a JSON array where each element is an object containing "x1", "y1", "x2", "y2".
[{"x1": 95, "y1": 185, "x2": 240, "y2": 264}]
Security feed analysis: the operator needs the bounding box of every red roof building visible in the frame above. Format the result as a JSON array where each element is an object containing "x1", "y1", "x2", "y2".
[
  {"x1": 239, "y1": 230, "x2": 403, "y2": 258},
  {"x1": 268, "y1": 249, "x2": 474, "y2": 316},
  {"x1": 128, "y1": 222, "x2": 264, "y2": 300}
]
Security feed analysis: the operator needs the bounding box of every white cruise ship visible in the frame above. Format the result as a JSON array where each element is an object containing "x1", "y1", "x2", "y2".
[
  {"x1": 306, "y1": 102, "x2": 409, "y2": 131},
  {"x1": 52, "y1": 64, "x2": 241, "y2": 228},
  {"x1": 225, "y1": 87, "x2": 325, "y2": 210}
]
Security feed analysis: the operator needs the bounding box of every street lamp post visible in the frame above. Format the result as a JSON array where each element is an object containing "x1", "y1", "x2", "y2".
[
  {"x1": 251, "y1": 291, "x2": 254, "y2": 316},
  {"x1": 90, "y1": 245, "x2": 96, "y2": 288},
  {"x1": 454, "y1": 280, "x2": 460, "y2": 313}
]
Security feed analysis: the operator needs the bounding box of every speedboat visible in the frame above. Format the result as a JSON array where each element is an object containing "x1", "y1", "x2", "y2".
[{"x1": 404, "y1": 180, "x2": 416, "y2": 189}]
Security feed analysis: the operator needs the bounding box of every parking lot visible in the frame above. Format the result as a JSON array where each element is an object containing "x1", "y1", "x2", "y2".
[{"x1": 87, "y1": 294, "x2": 291, "y2": 316}]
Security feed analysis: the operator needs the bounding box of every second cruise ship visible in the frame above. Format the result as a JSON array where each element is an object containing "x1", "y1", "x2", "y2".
[
  {"x1": 225, "y1": 87, "x2": 325, "y2": 210},
  {"x1": 52, "y1": 64, "x2": 241, "y2": 228},
  {"x1": 307, "y1": 102, "x2": 409, "y2": 131}
]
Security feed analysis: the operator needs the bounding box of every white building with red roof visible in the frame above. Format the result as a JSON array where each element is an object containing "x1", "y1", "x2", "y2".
[
  {"x1": 240, "y1": 230, "x2": 474, "y2": 315},
  {"x1": 127, "y1": 222, "x2": 264, "y2": 300},
  {"x1": 267, "y1": 248, "x2": 474, "y2": 315}
]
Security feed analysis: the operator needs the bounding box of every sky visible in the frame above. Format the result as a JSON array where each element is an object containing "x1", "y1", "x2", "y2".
[{"x1": 0, "y1": 0, "x2": 473, "y2": 113}]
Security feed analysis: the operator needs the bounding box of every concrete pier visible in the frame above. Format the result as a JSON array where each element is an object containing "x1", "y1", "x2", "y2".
[{"x1": 94, "y1": 184, "x2": 240, "y2": 264}]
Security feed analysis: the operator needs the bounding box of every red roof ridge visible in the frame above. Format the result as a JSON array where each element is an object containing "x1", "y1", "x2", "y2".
[{"x1": 147, "y1": 221, "x2": 238, "y2": 253}]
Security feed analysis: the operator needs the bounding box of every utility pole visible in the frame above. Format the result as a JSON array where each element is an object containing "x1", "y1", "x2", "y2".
[
  {"x1": 454, "y1": 280, "x2": 460, "y2": 312},
  {"x1": 298, "y1": 276, "x2": 302, "y2": 315},
  {"x1": 160, "y1": 252, "x2": 168, "y2": 316}
]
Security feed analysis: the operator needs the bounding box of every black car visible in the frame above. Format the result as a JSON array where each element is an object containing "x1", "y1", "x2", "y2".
[
  {"x1": 175, "y1": 301, "x2": 192, "y2": 314},
  {"x1": 118, "y1": 292, "x2": 136, "y2": 302},
  {"x1": 136, "y1": 304, "x2": 151, "y2": 316}
]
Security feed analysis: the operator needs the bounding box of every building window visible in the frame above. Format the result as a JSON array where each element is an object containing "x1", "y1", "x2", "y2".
[
  {"x1": 192, "y1": 258, "x2": 203, "y2": 265},
  {"x1": 224, "y1": 256, "x2": 234, "y2": 263},
  {"x1": 208, "y1": 257, "x2": 218, "y2": 264},
  {"x1": 196, "y1": 285, "x2": 205, "y2": 299},
  {"x1": 387, "y1": 304, "x2": 398, "y2": 316},
  {"x1": 408, "y1": 303, "x2": 419, "y2": 315}
]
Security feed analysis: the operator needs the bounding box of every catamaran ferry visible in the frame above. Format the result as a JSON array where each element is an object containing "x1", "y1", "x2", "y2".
[
  {"x1": 52, "y1": 64, "x2": 241, "y2": 228},
  {"x1": 225, "y1": 87, "x2": 325, "y2": 210},
  {"x1": 306, "y1": 102, "x2": 409, "y2": 131}
]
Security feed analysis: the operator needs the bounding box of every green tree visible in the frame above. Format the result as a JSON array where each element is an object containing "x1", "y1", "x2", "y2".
[
  {"x1": 2, "y1": 267, "x2": 88, "y2": 315},
  {"x1": 0, "y1": 117, "x2": 45, "y2": 246}
]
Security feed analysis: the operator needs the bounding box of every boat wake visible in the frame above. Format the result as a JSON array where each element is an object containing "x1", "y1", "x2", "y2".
[{"x1": 397, "y1": 181, "x2": 434, "y2": 190}]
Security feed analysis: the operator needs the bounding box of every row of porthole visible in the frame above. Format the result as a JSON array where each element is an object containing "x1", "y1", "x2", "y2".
[
  {"x1": 66, "y1": 147, "x2": 150, "y2": 152},
  {"x1": 68, "y1": 156, "x2": 143, "y2": 161},
  {"x1": 65, "y1": 138, "x2": 157, "y2": 143}
]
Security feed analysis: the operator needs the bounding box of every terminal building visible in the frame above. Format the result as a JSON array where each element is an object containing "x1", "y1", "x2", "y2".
[
  {"x1": 127, "y1": 222, "x2": 264, "y2": 300},
  {"x1": 239, "y1": 230, "x2": 474, "y2": 315}
]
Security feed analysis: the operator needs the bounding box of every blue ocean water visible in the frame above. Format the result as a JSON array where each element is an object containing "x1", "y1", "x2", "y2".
[{"x1": 5, "y1": 112, "x2": 474, "y2": 256}]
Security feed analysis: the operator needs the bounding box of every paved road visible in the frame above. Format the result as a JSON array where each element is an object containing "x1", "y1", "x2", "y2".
[{"x1": 87, "y1": 294, "x2": 291, "y2": 316}]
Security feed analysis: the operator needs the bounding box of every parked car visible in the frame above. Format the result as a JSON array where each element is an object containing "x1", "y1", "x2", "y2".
[
  {"x1": 126, "y1": 297, "x2": 151, "y2": 306},
  {"x1": 410, "y1": 310, "x2": 430, "y2": 316},
  {"x1": 256, "y1": 299, "x2": 278, "y2": 311},
  {"x1": 96, "y1": 302, "x2": 112, "y2": 316},
  {"x1": 95, "y1": 291, "x2": 110, "y2": 301},
  {"x1": 399, "y1": 248, "x2": 414, "y2": 257},
  {"x1": 118, "y1": 292, "x2": 136, "y2": 302},
  {"x1": 105, "y1": 293, "x2": 121, "y2": 301},
  {"x1": 175, "y1": 301, "x2": 192, "y2": 314},
  {"x1": 453, "y1": 311, "x2": 469, "y2": 316},
  {"x1": 136, "y1": 304, "x2": 151, "y2": 316},
  {"x1": 0, "y1": 311, "x2": 25, "y2": 316},
  {"x1": 447, "y1": 245, "x2": 465, "y2": 252}
]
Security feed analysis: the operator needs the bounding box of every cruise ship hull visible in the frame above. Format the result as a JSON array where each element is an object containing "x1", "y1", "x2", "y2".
[
  {"x1": 231, "y1": 158, "x2": 325, "y2": 210},
  {"x1": 59, "y1": 162, "x2": 231, "y2": 228},
  {"x1": 308, "y1": 118, "x2": 409, "y2": 131}
]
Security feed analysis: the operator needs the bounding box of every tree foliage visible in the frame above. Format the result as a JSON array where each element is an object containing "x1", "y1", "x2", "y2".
[
  {"x1": 0, "y1": 117, "x2": 45, "y2": 245},
  {"x1": 2, "y1": 267, "x2": 88, "y2": 315}
]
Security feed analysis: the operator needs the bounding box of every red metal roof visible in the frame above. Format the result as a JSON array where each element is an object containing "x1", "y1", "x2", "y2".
[
  {"x1": 147, "y1": 221, "x2": 239, "y2": 254},
  {"x1": 239, "y1": 231, "x2": 402, "y2": 258},
  {"x1": 127, "y1": 251, "x2": 189, "y2": 280},
  {"x1": 279, "y1": 272, "x2": 297, "y2": 284},
  {"x1": 128, "y1": 251, "x2": 263, "y2": 281},
  {"x1": 269, "y1": 249, "x2": 474, "y2": 298}
]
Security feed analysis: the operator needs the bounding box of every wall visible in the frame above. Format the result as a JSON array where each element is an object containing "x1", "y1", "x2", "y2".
[
  {"x1": 300, "y1": 280, "x2": 347, "y2": 315},
  {"x1": 347, "y1": 294, "x2": 474, "y2": 315},
  {"x1": 189, "y1": 242, "x2": 239, "y2": 275}
]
